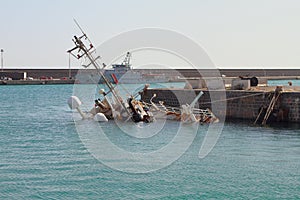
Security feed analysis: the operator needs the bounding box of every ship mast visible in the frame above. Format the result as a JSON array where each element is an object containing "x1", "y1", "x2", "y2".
[
  {"x1": 67, "y1": 21, "x2": 131, "y2": 116},
  {"x1": 122, "y1": 52, "x2": 131, "y2": 69}
]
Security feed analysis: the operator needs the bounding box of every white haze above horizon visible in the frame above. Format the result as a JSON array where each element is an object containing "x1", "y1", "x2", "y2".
[{"x1": 0, "y1": 0, "x2": 300, "y2": 69}]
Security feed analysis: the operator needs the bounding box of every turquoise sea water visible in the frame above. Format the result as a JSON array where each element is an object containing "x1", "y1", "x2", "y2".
[
  {"x1": 0, "y1": 84, "x2": 300, "y2": 199},
  {"x1": 268, "y1": 79, "x2": 300, "y2": 86}
]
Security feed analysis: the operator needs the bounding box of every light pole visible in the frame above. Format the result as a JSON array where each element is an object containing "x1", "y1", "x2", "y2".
[{"x1": 1, "y1": 49, "x2": 3, "y2": 72}]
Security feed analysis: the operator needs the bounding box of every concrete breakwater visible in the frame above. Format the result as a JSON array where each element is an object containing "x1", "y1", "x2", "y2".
[
  {"x1": 2, "y1": 68, "x2": 300, "y2": 79},
  {"x1": 141, "y1": 87, "x2": 300, "y2": 123}
]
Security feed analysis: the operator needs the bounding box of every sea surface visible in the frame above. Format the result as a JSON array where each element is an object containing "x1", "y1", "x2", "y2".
[
  {"x1": 268, "y1": 79, "x2": 300, "y2": 86},
  {"x1": 0, "y1": 82, "x2": 300, "y2": 199}
]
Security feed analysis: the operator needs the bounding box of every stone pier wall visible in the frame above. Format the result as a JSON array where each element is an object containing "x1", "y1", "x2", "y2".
[{"x1": 141, "y1": 88, "x2": 300, "y2": 123}]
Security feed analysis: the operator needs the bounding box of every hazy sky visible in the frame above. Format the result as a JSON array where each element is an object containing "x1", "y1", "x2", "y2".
[{"x1": 0, "y1": 0, "x2": 300, "y2": 69}]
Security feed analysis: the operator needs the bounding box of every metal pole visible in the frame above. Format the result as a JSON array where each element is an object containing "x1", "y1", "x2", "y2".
[
  {"x1": 1, "y1": 49, "x2": 3, "y2": 72},
  {"x1": 68, "y1": 53, "x2": 71, "y2": 78}
]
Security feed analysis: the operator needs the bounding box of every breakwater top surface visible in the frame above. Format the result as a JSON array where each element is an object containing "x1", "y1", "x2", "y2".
[{"x1": 0, "y1": 84, "x2": 300, "y2": 199}]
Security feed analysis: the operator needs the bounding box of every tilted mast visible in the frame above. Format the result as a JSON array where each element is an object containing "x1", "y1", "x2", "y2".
[{"x1": 67, "y1": 21, "x2": 131, "y2": 116}]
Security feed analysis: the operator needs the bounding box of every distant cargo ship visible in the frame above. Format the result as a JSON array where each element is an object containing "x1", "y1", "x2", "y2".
[
  {"x1": 99, "y1": 52, "x2": 169, "y2": 84},
  {"x1": 75, "y1": 52, "x2": 171, "y2": 84}
]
